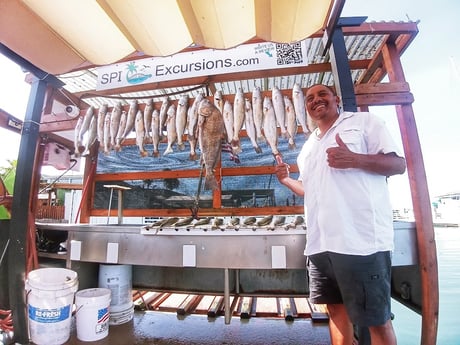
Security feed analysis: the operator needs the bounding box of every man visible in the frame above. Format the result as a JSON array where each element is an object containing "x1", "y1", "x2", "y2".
[{"x1": 275, "y1": 84, "x2": 405, "y2": 345}]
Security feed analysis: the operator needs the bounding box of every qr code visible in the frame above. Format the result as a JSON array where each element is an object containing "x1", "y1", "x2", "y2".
[{"x1": 276, "y1": 42, "x2": 303, "y2": 65}]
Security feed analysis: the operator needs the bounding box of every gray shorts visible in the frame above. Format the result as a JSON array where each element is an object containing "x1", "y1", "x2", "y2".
[{"x1": 307, "y1": 251, "x2": 392, "y2": 327}]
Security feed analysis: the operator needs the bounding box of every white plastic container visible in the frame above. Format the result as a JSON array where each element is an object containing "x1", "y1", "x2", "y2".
[
  {"x1": 75, "y1": 288, "x2": 111, "y2": 341},
  {"x1": 26, "y1": 268, "x2": 78, "y2": 345},
  {"x1": 98, "y1": 264, "x2": 133, "y2": 324}
]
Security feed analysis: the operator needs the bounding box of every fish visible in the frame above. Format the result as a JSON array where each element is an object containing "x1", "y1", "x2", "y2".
[
  {"x1": 120, "y1": 99, "x2": 138, "y2": 142},
  {"x1": 73, "y1": 115, "x2": 84, "y2": 157},
  {"x1": 285, "y1": 215, "x2": 305, "y2": 229},
  {"x1": 262, "y1": 96, "x2": 280, "y2": 156},
  {"x1": 193, "y1": 217, "x2": 212, "y2": 227},
  {"x1": 97, "y1": 104, "x2": 108, "y2": 151},
  {"x1": 229, "y1": 217, "x2": 240, "y2": 226},
  {"x1": 244, "y1": 98, "x2": 262, "y2": 153},
  {"x1": 174, "y1": 216, "x2": 195, "y2": 227},
  {"x1": 197, "y1": 98, "x2": 225, "y2": 190},
  {"x1": 211, "y1": 217, "x2": 224, "y2": 230},
  {"x1": 161, "y1": 217, "x2": 179, "y2": 227},
  {"x1": 103, "y1": 111, "x2": 112, "y2": 155},
  {"x1": 187, "y1": 93, "x2": 204, "y2": 161},
  {"x1": 214, "y1": 90, "x2": 224, "y2": 114},
  {"x1": 222, "y1": 100, "x2": 234, "y2": 144},
  {"x1": 163, "y1": 104, "x2": 177, "y2": 155},
  {"x1": 267, "y1": 215, "x2": 287, "y2": 230},
  {"x1": 243, "y1": 216, "x2": 257, "y2": 226},
  {"x1": 135, "y1": 109, "x2": 148, "y2": 157},
  {"x1": 256, "y1": 215, "x2": 273, "y2": 226},
  {"x1": 76, "y1": 106, "x2": 95, "y2": 154},
  {"x1": 82, "y1": 115, "x2": 98, "y2": 156},
  {"x1": 231, "y1": 88, "x2": 245, "y2": 154},
  {"x1": 159, "y1": 96, "x2": 169, "y2": 137},
  {"x1": 110, "y1": 102, "x2": 122, "y2": 148},
  {"x1": 114, "y1": 110, "x2": 127, "y2": 151},
  {"x1": 292, "y1": 83, "x2": 310, "y2": 136},
  {"x1": 284, "y1": 95, "x2": 297, "y2": 150},
  {"x1": 176, "y1": 94, "x2": 189, "y2": 151},
  {"x1": 272, "y1": 86, "x2": 288, "y2": 138},
  {"x1": 143, "y1": 98, "x2": 154, "y2": 144},
  {"x1": 252, "y1": 86, "x2": 265, "y2": 142},
  {"x1": 151, "y1": 109, "x2": 161, "y2": 157}
]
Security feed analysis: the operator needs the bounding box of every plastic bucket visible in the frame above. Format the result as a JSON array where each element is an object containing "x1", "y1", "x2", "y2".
[
  {"x1": 75, "y1": 288, "x2": 111, "y2": 341},
  {"x1": 98, "y1": 264, "x2": 133, "y2": 324},
  {"x1": 25, "y1": 268, "x2": 78, "y2": 345}
]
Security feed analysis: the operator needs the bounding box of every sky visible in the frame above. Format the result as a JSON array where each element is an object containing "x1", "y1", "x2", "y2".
[{"x1": 0, "y1": 0, "x2": 459, "y2": 207}]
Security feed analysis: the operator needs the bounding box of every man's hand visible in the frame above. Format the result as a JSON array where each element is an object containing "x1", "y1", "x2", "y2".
[
  {"x1": 326, "y1": 133, "x2": 356, "y2": 169},
  {"x1": 274, "y1": 155, "x2": 290, "y2": 182}
]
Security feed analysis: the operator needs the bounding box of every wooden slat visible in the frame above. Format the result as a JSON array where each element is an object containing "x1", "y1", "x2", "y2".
[
  {"x1": 177, "y1": 294, "x2": 201, "y2": 315},
  {"x1": 239, "y1": 297, "x2": 253, "y2": 319},
  {"x1": 307, "y1": 300, "x2": 329, "y2": 323},
  {"x1": 255, "y1": 297, "x2": 278, "y2": 317},
  {"x1": 207, "y1": 295, "x2": 224, "y2": 318}
]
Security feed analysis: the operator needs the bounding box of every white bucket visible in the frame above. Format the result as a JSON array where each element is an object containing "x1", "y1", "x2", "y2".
[
  {"x1": 75, "y1": 288, "x2": 111, "y2": 342},
  {"x1": 25, "y1": 268, "x2": 78, "y2": 345},
  {"x1": 98, "y1": 264, "x2": 133, "y2": 324}
]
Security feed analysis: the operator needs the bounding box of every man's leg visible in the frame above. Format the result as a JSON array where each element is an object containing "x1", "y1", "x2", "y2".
[
  {"x1": 368, "y1": 319, "x2": 397, "y2": 345},
  {"x1": 327, "y1": 303, "x2": 354, "y2": 345}
]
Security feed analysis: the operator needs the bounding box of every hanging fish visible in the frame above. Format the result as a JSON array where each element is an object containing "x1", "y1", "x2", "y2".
[
  {"x1": 292, "y1": 83, "x2": 309, "y2": 136},
  {"x1": 120, "y1": 99, "x2": 138, "y2": 143},
  {"x1": 252, "y1": 86, "x2": 265, "y2": 142},
  {"x1": 135, "y1": 109, "x2": 148, "y2": 157},
  {"x1": 231, "y1": 88, "x2": 245, "y2": 154},
  {"x1": 109, "y1": 102, "x2": 122, "y2": 148},
  {"x1": 114, "y1": 110, "x2": 127, "y2": 151},
  {"x1": 272, "y1": 86, "x2": 288, "y2": 138},
  {"x1": 73, "y1": 115, "x2": 84, "y2": 157},
  {"x1": 214, "y1": 90, "x2": 224, "y2": 114},
  {"x1": 263, "y1": 96, "x2": 280, "y2": 156},
  {"x1": 76, "y1": 106, "x2": 94, "y2": 154},
  {"x1": 187, "y1": 93, "x2": 204, "y2": 161},
  {"x1": 222, "y1": 100, "x2": 234, "y2": 145},
  {"x1": 151, "y1": 109, "x2": 160, "y2": 158},
  {"x1": 97, "y1": 103, "x2": 108, "y2": 151},
  {"x1": 176, "y1": 94, "x2": 189, "y2": 151},
  {"x1": 143, "y1": 98, "x2": 154, "y2": 144},
  {"x1": 163, "y1": 104, "x2": 177, "y2": 155},
  {"x1": 197, "y1": 98, "x2": 225, "y2": 190},
  {"x1": 103, "y1": 111, "x2": 111, "y2": 155},
  {"x1": 159, "y1": 96, "x2": 170, "y2": 137},
  {"x1": 284, "y1": 95, "x2": 297, "y2": 150},
  {"x1": 244, "y1": 98, "x2": 262, "y2": 153},
  {"x1": 82, "y1": 116, "x2": 97, "y2": 156}
]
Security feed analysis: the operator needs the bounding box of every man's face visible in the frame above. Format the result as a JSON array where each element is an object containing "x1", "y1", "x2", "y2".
[{"x1": 305, "y1": 85, "x2": 339, "y2": 122}]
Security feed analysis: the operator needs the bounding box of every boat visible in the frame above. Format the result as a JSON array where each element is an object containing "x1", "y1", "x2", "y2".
[{"x1": 0, "y1": 1, "x2": 438, "y2": 344}]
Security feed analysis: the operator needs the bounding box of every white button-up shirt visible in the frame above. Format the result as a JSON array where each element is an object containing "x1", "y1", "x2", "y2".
[{"x1": 297, "y1": 112, "x2": 403, "y2": 256}]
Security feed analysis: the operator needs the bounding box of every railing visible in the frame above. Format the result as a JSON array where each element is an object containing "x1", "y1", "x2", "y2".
[{"x1": 35, "y1": 205, "x2": 65, "y2": 220}]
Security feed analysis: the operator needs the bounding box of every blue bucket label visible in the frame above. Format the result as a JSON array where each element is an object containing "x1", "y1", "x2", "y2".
[{"x1": 28, "y1": 305, "x2": 71, "y2": 323}]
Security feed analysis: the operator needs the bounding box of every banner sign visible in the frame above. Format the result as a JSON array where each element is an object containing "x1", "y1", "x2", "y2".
[{"x1": 96, "y1": 41, "x2": 308, "y2": 91}]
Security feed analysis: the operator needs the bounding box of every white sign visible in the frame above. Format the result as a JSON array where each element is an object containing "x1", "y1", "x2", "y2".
[{"x1": 96, "y1": 41, "x2": 308, "y2": 91}]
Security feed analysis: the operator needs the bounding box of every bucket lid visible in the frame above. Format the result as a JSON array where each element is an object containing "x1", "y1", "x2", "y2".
[
  {"x1": 26, "y1": 268, "x2": 78, "y2": 291},
  {"x1": 76, "y1": 288, "x2": 111, "y2": 303}
]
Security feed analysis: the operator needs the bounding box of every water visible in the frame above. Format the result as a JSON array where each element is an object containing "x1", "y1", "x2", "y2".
[{"x1": 392, "y1": 227, "x2": 460, "y2": 345}]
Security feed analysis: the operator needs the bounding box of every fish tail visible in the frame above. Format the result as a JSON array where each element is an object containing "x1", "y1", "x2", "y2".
[
  {"x1": 177, "y1": 143, "x2": 185, "y2": 151},
  {"x1": 164, "y1": 146, "x2": 173, "y2": 155},
  {"x1": 204, "y1": 175, "x2": 218, "y2": 190},
  {"x1": 140, "y1": 150, "x2": 148, "y2": 157},
  {"x1": 189, "y1": 153, "x2": 198, "y2": 161},
  {"x1": 254, "y1": 146, "x2": 262, "y2": 154},
  {"x1": 152, "y1": 150, "x2": 160, "y2": 158}
]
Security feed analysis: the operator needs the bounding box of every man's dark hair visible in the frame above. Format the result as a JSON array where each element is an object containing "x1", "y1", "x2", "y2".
[{"x1": 307, "y1": 83, "x2": 337, "y2": 96}]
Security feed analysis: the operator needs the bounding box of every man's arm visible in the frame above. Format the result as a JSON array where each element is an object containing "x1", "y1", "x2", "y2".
[{"x1": 326, "y1": 134, "x2": 406, "y2": 176}]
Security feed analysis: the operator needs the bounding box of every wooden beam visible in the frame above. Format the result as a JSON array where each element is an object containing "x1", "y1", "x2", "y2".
[
  {"x1": 382, "y1": 41, "x2": 438, "y2": 345},
  {"x1": 355, "y1": 92, "x2": 414, "y2": 107},
  {"x1": 0, "y1": 108, "x2": 22, "y2": 134}
]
